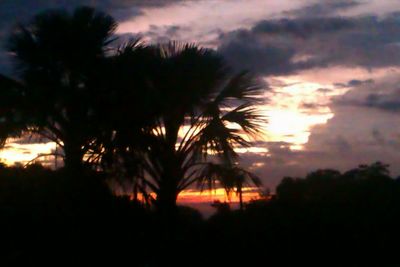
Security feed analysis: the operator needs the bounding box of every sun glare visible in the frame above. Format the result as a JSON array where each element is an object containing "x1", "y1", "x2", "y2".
[
  {"x1": 0, "y1": 140, "x2": 56, "y2": 166},
  {"x1": 261, "y1": 77, "x2": 341, "y2": 150}
]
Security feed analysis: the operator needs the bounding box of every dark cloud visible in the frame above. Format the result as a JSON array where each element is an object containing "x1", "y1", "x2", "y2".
[
  {"x1": 0, "y1": 0, "x2": 186, "y2": 27},
  {"x1": 334, "y1": 76, "x2": 400, "y2": 112},
  {"x1": 218, "y1": 12, "x2": 400, "y2": 75},
  {"x1": 338, "y1": 90, "x2": 400, "y2": 112},
  {"x1": 0, "y1": 1, "x2": 142, "y2": 36},
  {"x1": 300, "y1": 102, "x2": 325, "y2": 109},
  {"x1": 252, "y1": 17, "x2": 354, "y2": 38},
  {"x1": 217, "y1": 29, "x2": 297, "y2": 75},
  {"x1": 363, "y1": 92, "x2": 400, "y2": 112},
  {"x1": 334, "y1": 78, "x2": 374, "y2": 88},
  {"x1": 347, "y1": 79, "x2": 374, "y2": 87},
  {"x1": 317, "y1": 88, "x2": 333, "y2": 93},
  {"x1": 283, "y1": 0, "x2": 362, "y2": 18}
]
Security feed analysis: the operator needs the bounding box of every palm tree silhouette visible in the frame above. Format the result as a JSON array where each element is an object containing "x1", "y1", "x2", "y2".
[
  {"x1": 4, "y1": 6, "x2": 117, "y2": 171},
  {"x1": 1, "y1": 7, "x2": 264, "y2": 213},
  {"x1": 84, "y1": 40, "x2": 164, "y2": 199},
  {"x1": 200, "y1": 163, "x2": 262, "y2": 210},
  {"x1": 99, "y1": 42, "x2": 265, "y2": 214}
]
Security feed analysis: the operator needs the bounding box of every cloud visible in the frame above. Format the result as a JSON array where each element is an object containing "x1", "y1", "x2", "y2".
[
  {"x1": 362, "y1": 92, "x2": 400, "y2": 112},
  {"x1": 218, "y1": 12, "x2": 400, "y2": 75},
  {"x1": 252, "y1": 17, "x2": 354, "y2": 38},
  {"x1": 0, "y1": 0, "x2": 185, "y2": 27},
  {"x1": 334, "y1": 78, "x2": 374, "y2": 88},
  {"x1": 338, "y1": 91, "x2": 400, "y2": 112},
  {"x1": 238, "y1": 71, "x2": 400, "y2": 189},
  {"x1": 238, "y1": 140, "x2": 353, "y2": 189},
  {"x1": 334, "y1": 75, "x2": 400, "y2": 112},
  {"x1": 283, "y1": 0, "x2": 362, "y2": 18},
  {"x1": 303, "y1": 72, "x2": 400, "y2": 171},
  {"x1": 217, "y1": 29, "x2": 297, "y2": 75}
]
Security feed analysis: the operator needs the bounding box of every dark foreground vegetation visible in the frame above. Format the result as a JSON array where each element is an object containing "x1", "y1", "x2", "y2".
[{"x1": 1, "y1": 162, "x2": 400, "y2": 266}]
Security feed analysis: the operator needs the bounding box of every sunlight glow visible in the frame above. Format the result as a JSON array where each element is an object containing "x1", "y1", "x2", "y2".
[
  {"x1": 0, "y1": 140, "x2": 56, "y2": 166},
  {"x1": 178, "y1": 187, "x2": 260, "y2": 204},
  {"x1": 261, "y1": 77, "x2": 340, "y2": 149},
  {"x1": 112, "y1": 183, "x2": 261, "y2": 205}
]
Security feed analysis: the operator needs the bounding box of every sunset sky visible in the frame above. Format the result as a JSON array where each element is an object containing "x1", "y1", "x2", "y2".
[{"x1": 1, "y1": 0, "x2": 400, "y2": 196}]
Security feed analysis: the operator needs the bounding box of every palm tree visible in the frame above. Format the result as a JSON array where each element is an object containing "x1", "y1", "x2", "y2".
[
  {"x1": 200, "y1": 163, "x2": 262, "y2": 211},
  {"x1": 2, "y1": 6, "x2": 117, "y2": 171},
  {"x1": 99, "y1": 42, "x2": 265, "y2": 214}
]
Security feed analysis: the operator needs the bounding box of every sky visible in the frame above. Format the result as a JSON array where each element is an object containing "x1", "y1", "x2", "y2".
[{"x1": 1, "y1": 0, "x2": 400, "y2": 198}]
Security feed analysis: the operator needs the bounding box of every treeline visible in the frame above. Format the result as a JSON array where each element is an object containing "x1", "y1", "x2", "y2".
[{"x1": 1, "y1": 162, "x2": 400, "y2": 265}]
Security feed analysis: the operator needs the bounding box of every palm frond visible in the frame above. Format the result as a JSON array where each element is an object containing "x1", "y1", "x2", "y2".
[
  {"x1": 222, "y1": 102, "x2": 265, "y2": 137},
  {"x1": 213, "y1": 71, "x2": 264, "y2": 106}
]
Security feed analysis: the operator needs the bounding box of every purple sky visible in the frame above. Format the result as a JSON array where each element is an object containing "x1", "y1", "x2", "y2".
[{"x1": 1, "y1": 0, "x2": 400, "y2": 191}]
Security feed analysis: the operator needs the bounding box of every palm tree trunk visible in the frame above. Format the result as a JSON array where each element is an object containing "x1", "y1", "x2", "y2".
[
  {"x1": 63, "y1": 140, "x2": 84, "y2": 172},
  {"x1": 155, "y1": 145, "x2": 182, "y2": 216},
  {"x1": 156, "y1": 185, "x2": 179, "y2": 214},
  {"x1": 239, "y1": 187, "x2": 244, "y2": 211}
]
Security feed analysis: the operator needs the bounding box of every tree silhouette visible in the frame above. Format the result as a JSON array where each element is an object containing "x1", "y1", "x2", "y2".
[
  {"x1": 200, "y1": 163, "x2": 262, "y2": 210},
  {"x1": 2, "y1": 6, "x2": 117, "y2": 171},
  {"x1": 1, "y1": 7, "x2": 265, "y2": 215},
  {"x1": 98, "y1": 42, "x2": 265, "y2": 214},
  {"x1": 84, "y1": 40, "x2": 164, "y2": 199}
]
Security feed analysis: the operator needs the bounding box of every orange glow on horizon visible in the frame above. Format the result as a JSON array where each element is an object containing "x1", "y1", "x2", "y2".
[
  {"x1": 118, "y1": 186, "x2": 262, "y2": 205},
  {"x1": 177, "y1": 187, "x2": 261, "y2": 204}
]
